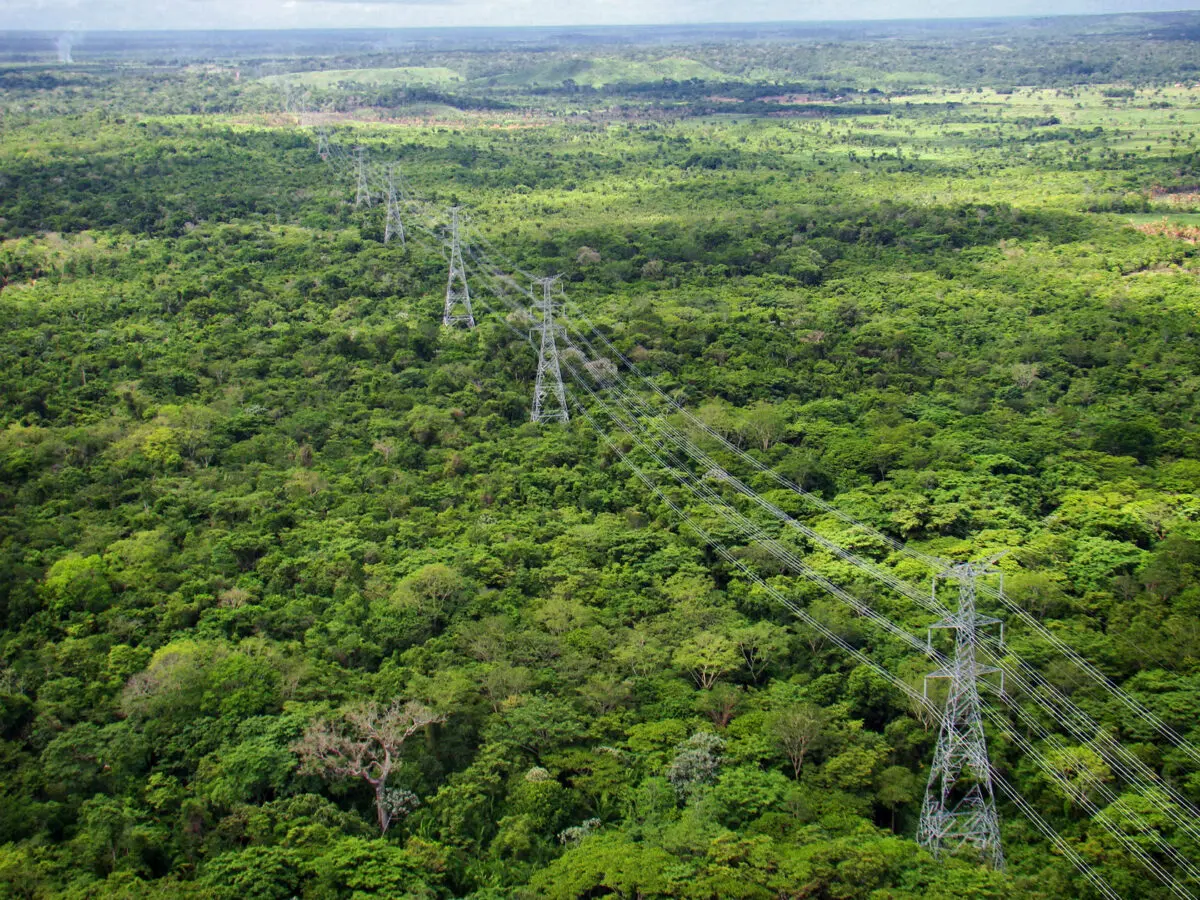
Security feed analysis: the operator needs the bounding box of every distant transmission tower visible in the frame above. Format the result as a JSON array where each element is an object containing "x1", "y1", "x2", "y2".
[
  {"x1": 531, "y1": 275, "x2": 569, "y2": 424},
  {"x1": 354, "y1": 147, "x2": 372, "y2": 208},
  {"x1": 918, "y1": 559, "x2": 1005, "y2": 869},
  {"x1": 383, "y1": 166, "x2": 406, "y2": 247},
  {"x1": 317, "y1": 127, "x2": 331, "y2": 160},
  {"x1": 442, "y1": 207, "x2": 476, "y2": 328}
]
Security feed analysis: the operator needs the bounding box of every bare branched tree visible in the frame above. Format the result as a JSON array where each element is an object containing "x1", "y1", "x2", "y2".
[{"x1": 294, "y1": 699, "x2": 444, "y2": 834}]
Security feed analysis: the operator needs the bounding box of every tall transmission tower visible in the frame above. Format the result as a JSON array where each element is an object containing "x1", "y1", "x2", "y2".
[
  {"x1": 317, "y1": 128, "x2": 331, "y2": 160},
  {"x1": 918, "y1": 559, "x2": 1005, "y2": 869},
  {"x1": 442, "y1": 207, "x2": 476, "y2": 328},
  {"x1": 354, "y1": 147, "x2": 372, "y2": 208},
  {"x1": 531, "y1": 275, "x2": 570, "y2": 424},
  {"x1": 383, "y1": 166, "x2": 406, "y2": 248}
]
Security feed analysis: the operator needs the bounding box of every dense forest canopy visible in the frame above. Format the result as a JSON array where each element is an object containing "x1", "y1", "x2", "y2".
[{"x1": 2, "y1": 12, "x2": 1200, "y2": 899}]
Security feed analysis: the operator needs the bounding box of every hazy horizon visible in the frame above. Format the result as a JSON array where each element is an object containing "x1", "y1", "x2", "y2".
[{"x1": 6, "y1": 0, "x2": 1199, "y2": 33}]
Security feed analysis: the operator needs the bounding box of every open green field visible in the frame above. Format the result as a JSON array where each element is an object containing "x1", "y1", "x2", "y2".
[
  {"x1": 263, "y1": 65, "x2": 465, "y2": 87},
  {"x1": 484, "y1": 56, "x2": 730, "y2": 87},
  {"x1": 1127, "y1": 212, "x2": 1200, "y2": 225}
]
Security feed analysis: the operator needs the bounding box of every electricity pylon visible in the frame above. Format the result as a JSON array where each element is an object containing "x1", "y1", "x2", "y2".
[
  {"x1": 317, "y1": 127, "x2": 331, "y2": 160},
  {"x1": 442, "y1": 207, "x2": 475, "y2": 328},
  {"x1": 384, "y1": 166, "x2": 405, "y2": 247},
  {"x1": 531, "y1": 275, "x2": 569, "y2": 424},
  {"x1": 918, "y1": 559, "x2": 1005, "y2": 869},
  {"x1": 354, "y1": 147, "x2": 371, "y2": 208}
]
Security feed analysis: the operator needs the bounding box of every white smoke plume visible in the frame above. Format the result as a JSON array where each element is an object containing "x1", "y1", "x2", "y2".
[{"x1": 56, "y1": 33, "x2": 76, "y2": 64}]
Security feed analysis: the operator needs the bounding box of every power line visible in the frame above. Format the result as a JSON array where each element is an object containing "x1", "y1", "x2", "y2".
[
  {"x1": 469, "y1": 230, "x2": 1200, "y2": 781},
  {"x1": 982, "y1": 684, "x2": 1200, "y2": 888},
  {"x1": 548, "y1": 283, "x2": 1200, "y2": 886},
  {"x1": 298, "y1": 128, "x2": 1193, "y2": 895},
  {"x1": 990, "y1": 770, "x2": 1122, "y2": 900},
  {"x1": 465, "y1": 253, "x2": 1153, "y2": 900},
  {"x1": 542, "y1": 278, "x2": 1200, "y2": 774},
  {"x1": 993, "y1": 707, "x2": 1196, "y2": 900},
  {"x1": 476, "y1": 266, "x2": 1200, "y2": 888},
  {"x1": 982, "y1": 645, "x2": 1200, "y2": 860},
  {"x1": 572, "y1": 293, "x2": 1200, "y2": 766}
]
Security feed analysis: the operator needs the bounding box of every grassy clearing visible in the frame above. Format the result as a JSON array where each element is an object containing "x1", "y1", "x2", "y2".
[
  {"x1": 262, "y1": 66, "x2": 465, "y2": 88},
  {"x1": 1127, "y1": 213, "x2": 1200, "y2": 225},
  {"x1": 485, "y1": 56, "x2": 729, "y2": 88}
]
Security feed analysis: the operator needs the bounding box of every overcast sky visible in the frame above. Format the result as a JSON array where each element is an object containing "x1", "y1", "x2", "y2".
[{"x1": 5, "y1": 0, "x2": 1197, "y2": 31}]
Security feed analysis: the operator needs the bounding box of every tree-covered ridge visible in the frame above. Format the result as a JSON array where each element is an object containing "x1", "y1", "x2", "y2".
[{"x1": 2, "y1": 21, "x2": 1200, "y2": 900}]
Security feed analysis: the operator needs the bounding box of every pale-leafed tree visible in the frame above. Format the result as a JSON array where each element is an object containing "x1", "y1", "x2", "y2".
[
  {"x1": 771, "y1": 702, "x2": 829, "y2": 780},
  {"x1": 372, "y1": 439, "x2": 395, "y2": 463},
  {"x1": 391, "y1": 563, "x2": 465, "y2": 629},
  {"x1": 672, "y1": 631, "x2": 739, "y2": 690},
  {"x1": 294, "y1": 699, "x2": 443, "y2": 834},
  {"x1": 480, "y1": 663, "x2": 533, "y2": 713}
]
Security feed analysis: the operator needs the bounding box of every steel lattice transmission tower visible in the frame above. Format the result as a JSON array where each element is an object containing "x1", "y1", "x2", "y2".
[
  {"x1": 354, "y1": 147, "x2": 372, "y2": 208},
  {"x1": 442, "y1": 207, "x2": 476, "y2": 328},
  {"x1": 383, "y1": 166, "x2": 406, "y2": 247},
  {"x1": 918, "y1": 559, "x2": 1005, "y2": 869},
  {"x1": 530, "y1": 275, "x2": 569, "y2": 424},
  {"x1": 316, "y1": 128, "x2": 331, "y2": 160}
]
